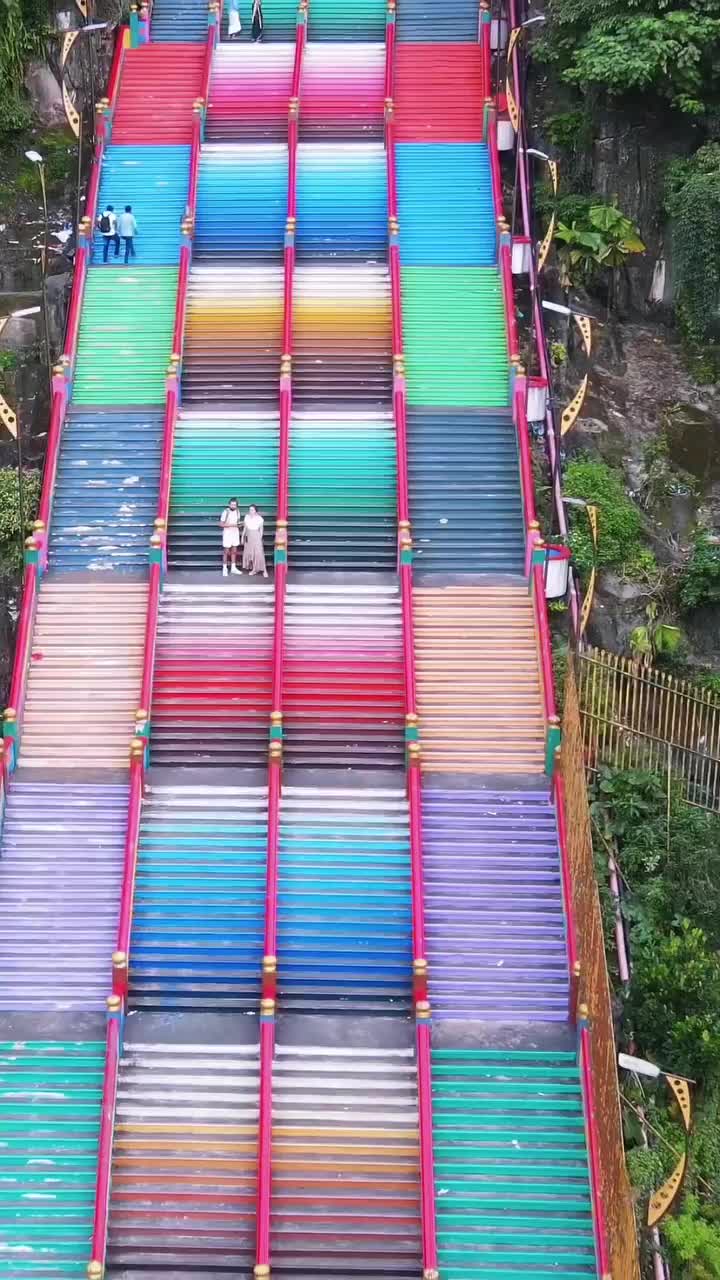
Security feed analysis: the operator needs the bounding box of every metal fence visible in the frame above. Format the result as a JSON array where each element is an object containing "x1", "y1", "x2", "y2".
[
  {"x1": 577, "y1": 646, "x2": 720, "y2": 812},
  {"x1": 562, "y1": 658, "x2": 640, "y2": 1280}
]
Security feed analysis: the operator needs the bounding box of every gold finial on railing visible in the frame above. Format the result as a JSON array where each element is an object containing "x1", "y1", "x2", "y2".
[
  {"x1": 415, "y1": 999, "x2": 431, "y2": 1020},
  {"x1": 87, "y1": 1262, "x2": 104, "y2": 1280},
  {"x1": 262, "y1": 955, "x2": 277, "y2": 975},
  {"x1": 3, "y1": 708, "x2": 16, "y2": 724},
  {"x1": 107, "y1": 994, "x2": 122, "y2": 1014},
  {"x1": 260, "y1": 997, "x2": 276, "y2": 1015},
  {"x1": 254, "y1": 1268, "x2": 271, "y2": 1279},
  {"x1": 130, "y1": 735, "x2": 146, "y2": 760}
]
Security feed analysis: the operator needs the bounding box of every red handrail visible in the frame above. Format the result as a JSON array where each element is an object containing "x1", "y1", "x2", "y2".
[
  {"x1": 89, "y1": 1007, "x2": 120, "y2": 1274},
  {"x1": 499, "y1": 241, "x2": 518, "y2": 361},
  {"x1": 386, "y1": 11, "x2": 437, "y2": 1277},
  {"x1": 580, "y1": 1024, "x2": 612, "y2": 1277},
  {"x1": 487, "y1": 111, "x2": 504, "y2": 219},
  {"x1": 531, "y1": 562, "x2": 557, "y2": 723},
  {"x1": 553, "y1": 771, "x2": 580, "y2": 1018}
]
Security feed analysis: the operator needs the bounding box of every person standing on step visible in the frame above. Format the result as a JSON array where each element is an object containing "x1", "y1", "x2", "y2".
[
  {"x1": 251, "y1": 0, "x2": 263, "y2": 41},
  {"x1": 98, "y1": 204, "x2": 119, "y2": 263},
  {"x1": 117, "y1": 205, "x2": 137, "y2": 264},
  {"x1": 228, "y1": 0, "x2": 242, "y2": 37},
  {"x1": 220, "y1": 498, "x2": 243, "y2": 576},
  {"x1": 242, "y1": 504, "x2": 268, "y2": 577}
]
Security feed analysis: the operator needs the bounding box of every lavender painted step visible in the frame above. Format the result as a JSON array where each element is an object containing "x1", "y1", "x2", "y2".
[
  {"x1": 423, "y1": 789, "x2": 569, "y2": 1021},
  {"x1": 0, "y1": 778, "x2": 127, "y2": 1012}
]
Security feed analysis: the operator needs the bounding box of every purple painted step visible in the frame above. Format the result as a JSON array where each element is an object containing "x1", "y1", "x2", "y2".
[
  {"x1": 422, "y1": 789, "x2": 569, "y2": 1021},
  {"x1": 0, "y1": 779, "x2": 127, "y2": 1011}
]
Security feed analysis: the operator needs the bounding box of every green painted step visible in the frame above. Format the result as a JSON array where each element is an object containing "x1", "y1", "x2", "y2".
[
  {"x1": 73, "y1": 267, "x2": 179, "y2": 406},
  {"x1": 0, "y1": 1040, "x2": 105, "y2": 1277},
  {"x1": 401, "y1": 267, "x2": 509, "y2": 409},
  {"x1": 168, "y1": 412, "x2": 279, "y2": 569},
  {"x1": 309, "y1": 0, "x2": 386, "y2": 38},
  {"x1": 432, "y1": 1048, "x2": 597, "y2": 1279}
]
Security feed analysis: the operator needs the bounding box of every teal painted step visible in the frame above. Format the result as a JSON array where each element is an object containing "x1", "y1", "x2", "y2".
[
  {"x1": 129, "y1": 780, "x2": 266, "y2": 1008},
  {"x1": 168, "y1": 410, "x2": 278, "y2": 569},
  {"x1": 432, "y1": 1048, "x2": 597, "y2": 1278},
  {"x1": 73, "y1": 267, "x2": 179, "y2": 406},
  {"x1": 0, "y1": 1039, "x2": 104, "y2": 1277},
  {"x1": 289, "y1": 409, "x2": 396, "y2": 570}
]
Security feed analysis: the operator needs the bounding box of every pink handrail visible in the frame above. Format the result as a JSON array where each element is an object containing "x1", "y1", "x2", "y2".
[
  {"x1": 513, "y1": 378, "x2": 537, "y2": 537},
  {"x1": 531, "y1": 562, "x2": 557, "y2": 723},
  {"x1": 580, "y1": 1024, "x2": 612, "y2": 1277},
  {"x1": 386, "y1": 11, "x2": 437, "y2": 1278},
  {"x1": 487, "y1": 112, "x2": 504, "y2": 219},
  {"x1": 89, "y1": 1003, "x2": 121, "y2": 1273},
  {"x1": 552, "y1": 771, "x2": 580, "y2": 1018}
]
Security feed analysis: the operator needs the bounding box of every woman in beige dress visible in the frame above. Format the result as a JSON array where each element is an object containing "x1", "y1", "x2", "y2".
[{"x1": 242, "y1": 504, "x2": 268, "y2": 577}]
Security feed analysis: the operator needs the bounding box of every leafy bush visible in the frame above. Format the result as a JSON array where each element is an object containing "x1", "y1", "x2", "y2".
[
  {"x1": 563, "y1": 458, "x2": 645, "y2": 575},
  {"x1": 0, "y1": 0, "x2": 51, "y2": 138},
  {"x1": 680, "y1": 535, "x2": 720, "y2": 611},
  {"x1": 0, "y1": 468, "x2": 40, "y2": 570},
  {"x1": 666, "y1": 146, "x2": 720, "y2": 347},
  {"x1": 664, "y1": 1195, "x2": 720, "y2": 1278},
  {"x1": 555, "y1": 201, "x2": 645, "y2": 287},
  {"x1": 627, "y1": 919, "x2": 720, "y2": 1080}
]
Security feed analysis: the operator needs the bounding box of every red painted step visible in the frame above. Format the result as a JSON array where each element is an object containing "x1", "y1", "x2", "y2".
[
  {"x1": 112, "y1": 44, "x2": 206, "y2": 145},
  {"x1": 394, "y1": 45, "x2": 486, "y2": 142}
]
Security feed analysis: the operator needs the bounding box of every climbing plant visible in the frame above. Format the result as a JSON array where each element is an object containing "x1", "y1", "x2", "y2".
[
  {"x1": 666, "y1": 145, "x2": 720, "y2": 347},
  {"x1": 0, "y1": 0, "x2": 52, "y2": 136}
]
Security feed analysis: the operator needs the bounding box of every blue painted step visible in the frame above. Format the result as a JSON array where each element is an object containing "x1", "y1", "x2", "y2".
[
  {"x1": 278, "y1": 784, "x2": 413, "y2": 1011},
  {"x1": 49, "y1": 408, "x2": 163, "y2": 572},
  {"x1": 423, "y1": 788, "x2": 569, "y2": 1021},
  {"x1": 151, "y1": 0, "x2": 209, "y2": 41},
  {"x1": 195, "y1": 144, "x2": 288, "y2": 260},
  {"x1": 396, "y1": 144, "x2": 496, "y2": 267},
  {"x1": 407, "y1": 409, "x2": 525, "y2": 573},
  {"x1": 129, "y1": 780, "x2": 266, "y2": 1008},
  {"x1": 296, "y1": 143, "x2": 387, "y2": 260},
  {"x1": 396, "y1": 0, "x2": 480, "y2": 41},
  {"x1": 91, "y1": 144, "x2": 191, "y2": 266}
]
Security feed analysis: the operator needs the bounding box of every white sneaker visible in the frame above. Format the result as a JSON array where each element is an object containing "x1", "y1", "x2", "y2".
[
  {"x1": 222, "y1": 565, "x2": 228, "y2": 576},
  {"x1": 231, "y1": 565, "x2": 242, "y2": 575}
]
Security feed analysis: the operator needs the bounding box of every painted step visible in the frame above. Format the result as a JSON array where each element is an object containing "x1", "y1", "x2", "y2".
[
  {"x1": 151, "y1": 578, "x2": 274, "y2": 767},
  {"x1": 283, "y1": 579, "x2": 405, "y2": 768},
  {"x1": 151, "y1": 0, "x2": 210, "y2": 41},
  {"x1": 130, "y1": 782, "x2": 266, "y2": 1008},
  {"x1": 394, "y1": 44, "x2": 486, "y2": 142},
  {"x1": 278, "y1": 785, "x2": 412, "y2": 1010},
  {"x1": 293, "y1": 263, "x2": 392, "y2": 406},
  {"x1": 0, "y1": 780, "x2": 127, "y2": 1011},
  {"x1": 106, "y1": 1042, "x2": 259, "y2": 1272},
  {"x1": 220, "y1": 0, "x2": 296, "y2": 42},
  {"x1": 413, "y1": 584, "x2": 545, "y2": 773},
  {"x1": 407, "y1": 410, "x2": 524, "y2": 573},
  {"x1": 423, "y1": 788, "x2": 569, "y2": 1021},
  {"x1": 396, "y1": 143, "x2": 496, "y2": 266},
  {"x1": 168, "y1": 411, "x2": 279, "y2": 570},
  {"x1": 271, "y1": 1044, "x2": 421, "y2": 1272},
  {"x1": 73, "y1": 267, "x2": 178, "y2": 407},
  {"x1": 182, "y1": 264, "x2": 283, "y2": 408},
  {"x1": 21, "y1": 577, "x2": 147, "y2": 770},
  {"x1": 91, "y1": 145, "x2": 191, "y2": 266},
  {"x1": 0, "y1": 1039, "x2": 104, "y2": 1278},
  {"x1": 402, "y1": 266, "x2": 509, "y2": 409},
  {"x1": 307, "y1": 0, "x2": 386, "y2": 40},
  {"x1": 111, "y1": 44, "x2": 206, "y2": 144},
  {"x1": 432, "y1": 1048, "x2": 596, "y2": 1278},
  {"x1": 207, "y1": 43, "x2": 294, "y2": 141},
  {"x1": 396, "y1": 0, "x2": 481, "y2": 42},
  {"x1": 296, "y1": 143, "x2": 387, "y2": 259},
  {"x1": 195, "y1": 144, "x2": 287, "y2": 260},
  {"x1": 49, "y1": 408, "x2": 163, "y2": 573},
  {"x1": 300, "y1": 43, "x2": 385, "y2": 139},
  {"x1": 289, "y1": 409, "x2": 396, "y2": 571}
]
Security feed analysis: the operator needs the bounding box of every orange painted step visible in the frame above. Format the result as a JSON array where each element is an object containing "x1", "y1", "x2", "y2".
[
  {"x1": 414, "y1": 584, "x2": 545, "y2": 773},
  {"x1": 21, "y1": 578, "x2": 147, "y2": 769}
]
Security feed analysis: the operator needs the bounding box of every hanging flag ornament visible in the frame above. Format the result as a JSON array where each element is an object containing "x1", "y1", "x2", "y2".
[
  {"x1": 505, "y1": 26, "x2": 521, "y2": 132},
  {"x1": 560, "y1": 312, "x2": 592, "y2": 438},
  {"x1": 579, "y1": 504, "x2": 598, "y2": 636},
  {"x1": 227, "y1": 0, "x2": 242, "y2": 38},
  {"x1": 648, "y1": 1075, "x2": 692, "y2": 1228},
  {"x1": 251, "y1": 0, "x2": 264, "y2": 41},
  {"x1": 61, "y1": 30, "x2": 79, "y2": 66},
  {"x1": 537, "y1": 158, "x2": 559, "y2": 271}
]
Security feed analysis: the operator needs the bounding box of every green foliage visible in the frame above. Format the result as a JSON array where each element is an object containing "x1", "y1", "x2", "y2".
[
  {"x1": 0, "y1": 0, "x2": 52, "y2": 137},
  {"x1": 545, "y1": 108, "x2": 590, "y2": 153},
  {"x1": 0, "y1": 467, "x2": 40, "y2": 571},
  {"x1": 630, "y1": 602, "x2": 685, "y2": 667},
  {"x1": 666, "y1": 145, "x2": 720, "y2": 348},
  {"x1": 680, "y1": 534, "x2": 720, "y2": 611},
  {"x1": 541, "y1": 0, "x2": 720, "y2": 115},
  {"x1": 626, "y1": 1145, "x2": 667, "y2": 1196},
  {"x1": 627, "y1": 919, "x2": 720, "y2": 1080},
  {"x1": 563, "y1": 457, "x2": 646, "y2": 575},
  {"x1": 664, "y1": 1195, "x2": 720, "y2": 1278},
  {"x1": 555, "y1": 201, "x2": 645, "y2": 286}
]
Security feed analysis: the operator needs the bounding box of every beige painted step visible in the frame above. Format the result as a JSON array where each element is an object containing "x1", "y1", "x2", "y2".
[
  {"x1": 21, "y1": 579, "x2": 147, "y2": 769},
  {"x1": 414, "y1": 584, "x2": 545, "y2": 774}
]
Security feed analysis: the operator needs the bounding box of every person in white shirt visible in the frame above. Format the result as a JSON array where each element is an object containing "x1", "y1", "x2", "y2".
[
  {"x1": 97, "y1": 205, "x2": 119, "y2": 262},
  {"x1": 220, "y1": 498, "x2": 242, "y2": 576},
  {"x1": 242, "y1": 504, "x2": 268, "y2": 577},
  {"x1": 117, "y1": 205, "x2": 138, "y2": 264}
]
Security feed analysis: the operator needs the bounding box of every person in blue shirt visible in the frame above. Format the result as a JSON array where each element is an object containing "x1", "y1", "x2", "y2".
[{"x1": 117, "y1": 205, "x2": 137, "y2": 264}]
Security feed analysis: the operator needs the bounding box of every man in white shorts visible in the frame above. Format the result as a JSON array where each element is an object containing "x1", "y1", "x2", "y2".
[{"x1": 219, "y1": 497, "x2": 242, "y2": 576}]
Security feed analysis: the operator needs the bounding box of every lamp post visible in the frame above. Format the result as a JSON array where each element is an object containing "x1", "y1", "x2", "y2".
[{"x1": 24, "y1": 152, "x2": 53, "y2": 406}]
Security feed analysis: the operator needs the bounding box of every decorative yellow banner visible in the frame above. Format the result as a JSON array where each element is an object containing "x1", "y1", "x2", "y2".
[
  {"x1": 61, "y1": 30, "x2": 78, "y2": 66},
  {"x1": 666, "y1": 1074, "x2": 692, "y2": 1134},
  {"x1": 0, "y1": 395, "x2": 17, "y2": 440},
  {"x1": 63, "y1": 79, "x2": 81, "y2": 138},
  {"x1": 648, "y1": 1151, "x2": 687, "y2": 1228},
  {"x1": 537, "y1": 211, "x2": 555, "y2": 272},
  {"x1": 578, "y1": 505, "x2": 598, "y2": 635},
  {"x1": 505, "y1": 27, "x2": 521, "y2": 133},
  {"x1": 561, "y1": 373, "x2": 588, "y2": 437},
  {"x1": 575, "y1": 311, "x2": 592, "y2": 358}
]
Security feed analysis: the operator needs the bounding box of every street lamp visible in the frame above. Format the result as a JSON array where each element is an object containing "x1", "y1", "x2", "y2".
[{"x1": 24, "y1": 152, "x2": 52, "y2": 404}]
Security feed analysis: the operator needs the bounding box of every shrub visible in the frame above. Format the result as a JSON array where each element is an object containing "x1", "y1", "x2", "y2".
[
  {"x1": 680, "y1": 535, "x2": 720, "y2": 611},
  {"x1": 664, "y1": 1195, "x2": 720, "y2": 1278},
  {"x1": 563, "y1": 458, "x2": 645, "y2": 575}
]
